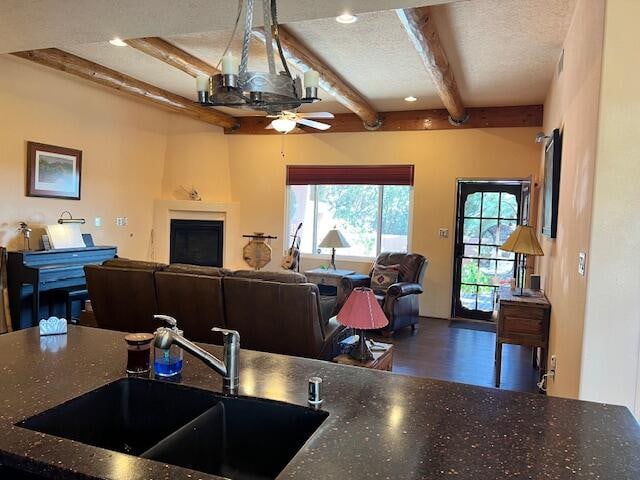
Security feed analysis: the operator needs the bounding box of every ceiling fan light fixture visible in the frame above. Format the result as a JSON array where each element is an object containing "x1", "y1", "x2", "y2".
[
  {"x1": 271, "y1": 117, "x2": 297, "y2": 133},
  {"x1": 336, "y1": 13, "x2": 358, "y2": 24},
  {"x1": 109, "y1": 37, "x2": 128, "y2": 47}
]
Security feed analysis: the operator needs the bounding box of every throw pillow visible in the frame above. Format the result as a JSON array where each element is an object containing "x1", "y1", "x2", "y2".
[{"x1": 370, "y1": 264, "x2": 400, "y2": 294}]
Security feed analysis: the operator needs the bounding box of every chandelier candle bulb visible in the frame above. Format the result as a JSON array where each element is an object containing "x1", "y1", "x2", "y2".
[
  {"x1": 221, "y1": 53, "x2": 239, "y2": 76},
  {"x1": 196, "y1": 75, "x2": 209, "y2": 92},
  {"x1": 304, "y1": 70, "x2": 320, "y2": 88}
]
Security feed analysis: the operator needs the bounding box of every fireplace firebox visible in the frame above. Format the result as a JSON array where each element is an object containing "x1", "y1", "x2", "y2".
[{"x1": 169, "y1": 219, "x2": 223, "y2": 267}]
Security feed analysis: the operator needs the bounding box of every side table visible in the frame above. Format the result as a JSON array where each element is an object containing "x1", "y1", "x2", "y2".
[
  {"x1": 495, "y1": 286, "x2": 551, "y2": 388},
  {"x1": 334, "y1": 341, "x2": 394, "y2": 371},
  {"x1": 304, "y1": 268, "x2": 355, "y2": 296}
]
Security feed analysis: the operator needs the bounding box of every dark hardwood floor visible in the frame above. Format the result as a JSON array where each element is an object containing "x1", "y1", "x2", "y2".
[{"x1": 371, "y1": 317, "x2": 540, "y2": 394}]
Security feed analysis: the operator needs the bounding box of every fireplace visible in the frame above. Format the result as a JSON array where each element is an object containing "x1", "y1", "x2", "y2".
[{"x1": 169, "y1": 219, "x2": 223, "y2": 267}]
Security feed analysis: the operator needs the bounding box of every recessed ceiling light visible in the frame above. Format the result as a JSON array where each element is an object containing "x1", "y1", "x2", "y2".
[
  {"x1": 109, "y1": 37, "x2": 128, "y2": 47},
  {"x1": 336, "y1": 13, "x2": 358, "y2": 24},
  {"x1": 404, "y1": 96, "x2": 418, "y2": 102}
]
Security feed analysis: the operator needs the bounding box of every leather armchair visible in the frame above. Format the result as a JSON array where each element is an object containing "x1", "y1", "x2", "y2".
[{"x1": 338, "y1": 252, "x2": 428, "y2": 335}]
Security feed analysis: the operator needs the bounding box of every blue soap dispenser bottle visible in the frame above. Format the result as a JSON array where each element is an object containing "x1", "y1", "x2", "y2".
[{"x1": 153, "y1": 315, "x2": 184, "y2": 377}]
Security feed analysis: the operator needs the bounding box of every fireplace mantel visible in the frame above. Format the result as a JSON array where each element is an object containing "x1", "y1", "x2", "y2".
[{"x1": 152, "y1": 199, "x2": 243, "y2": 269}]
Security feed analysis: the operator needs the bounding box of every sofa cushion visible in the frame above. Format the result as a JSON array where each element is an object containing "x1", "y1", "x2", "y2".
[
  {"x1": 166, "y1": 263, "x2": 231, "y2": 277},
  {"x1": 102, "y1": 258, "x2": 167, "y2": 271},
  {"x1": 232, "y1": 270, "x2": 308, "y2": 284}
]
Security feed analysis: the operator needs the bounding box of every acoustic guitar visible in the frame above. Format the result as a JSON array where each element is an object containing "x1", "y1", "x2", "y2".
[{"x1": 282, "y1": 222, "x2": 302, "y2": 270}]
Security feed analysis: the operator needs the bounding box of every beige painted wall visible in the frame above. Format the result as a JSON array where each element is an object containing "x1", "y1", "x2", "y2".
[
  {"x1": 579, "y1": 0, "x2": 640, "y2": 416},
  {"x1": 227, "y1": 128, "x2": 541, "y2": 318},
  {"x1": 535, "y1": 0, "x2": 605, "y2": 399},
  {"x1": 162, "y1": 115, "x2": 232, "y2": 203},
  {"x1": 0, "y1": 55, "x2": 170, "y2": 259}
]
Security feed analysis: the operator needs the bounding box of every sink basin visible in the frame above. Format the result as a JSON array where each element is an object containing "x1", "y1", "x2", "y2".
[
  {"x1": 0, "y1": 465, "x2": 48, "y2": 479},
  {"x1": 18, "y1": 378, "x2": 328, "y2": 479}
]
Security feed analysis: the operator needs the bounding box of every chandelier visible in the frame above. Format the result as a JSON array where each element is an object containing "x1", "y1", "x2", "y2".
[{"x1": 196, "y1": 0, "x2": 320, "y2": 115}]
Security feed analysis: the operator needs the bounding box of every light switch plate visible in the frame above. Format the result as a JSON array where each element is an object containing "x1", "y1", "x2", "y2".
[
  {"x1": 578, "y1": 252, "x2": 586, "y2": 276},
  {"x1": 439, "y1": 228, "x2": 449, "y2": 238},
  {"x1": 94, "y1": 217, "x2": 102, "y2": 227}
]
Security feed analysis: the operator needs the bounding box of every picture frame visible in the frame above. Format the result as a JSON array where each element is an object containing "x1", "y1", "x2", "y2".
[
  {"x1": 541, "y1": 129, "x2": 562, "y2": 238},
  {"x1": 26, "y1": 141, "x2": 82, "y2": 200}
]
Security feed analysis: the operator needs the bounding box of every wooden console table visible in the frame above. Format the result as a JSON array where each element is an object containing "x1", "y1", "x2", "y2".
[{"x1": 494, "y1": 286, "x2": 550, "y2": 388}]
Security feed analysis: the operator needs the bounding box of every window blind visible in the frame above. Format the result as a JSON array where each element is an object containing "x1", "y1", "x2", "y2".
[{"x1": 286, "y1": 165, "x2": 414, "y2": 186}]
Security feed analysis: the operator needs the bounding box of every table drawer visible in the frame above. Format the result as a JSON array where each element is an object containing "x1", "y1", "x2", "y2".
[{"x1": 501, "y1": 314, "x2": 543, "y2": 337}]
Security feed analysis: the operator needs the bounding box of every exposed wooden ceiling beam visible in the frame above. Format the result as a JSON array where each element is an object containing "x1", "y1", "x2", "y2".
[
  {"x1": 397, "y1": 7, "x2": 467, "y2": 124},
  {"x1": 226, "y1": 105, "x2": 542, "y2": 135},
  {"x1": 12, "y1": 48, "x2": 237, "y2": 130},
  {"x1": 252, "y1": 27, "x2": 381, "y2": 129},
  {"x1": 125, "y1": 37, "x2": 219, "y2": 78}
]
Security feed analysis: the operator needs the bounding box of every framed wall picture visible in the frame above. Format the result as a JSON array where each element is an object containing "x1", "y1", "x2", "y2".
[
  {"x1": 26, "y1": 142, "x2": 82, "y2": 200},
  {"x1": 541, "y1": 129, "x2": 562, "y2": 238}
]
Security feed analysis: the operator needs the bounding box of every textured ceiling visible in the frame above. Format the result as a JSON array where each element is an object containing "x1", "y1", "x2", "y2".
[
  {"x1": 37, "y1": 0, "x2": 576, "y2": 117},
  {"x1": 0, "y1": 0, "x2": 451, "y2": 54}
]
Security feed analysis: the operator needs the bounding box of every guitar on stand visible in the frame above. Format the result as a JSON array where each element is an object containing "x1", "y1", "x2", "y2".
[{"x1": 282, "y1": 223, "x2": 302, "y2": 271}]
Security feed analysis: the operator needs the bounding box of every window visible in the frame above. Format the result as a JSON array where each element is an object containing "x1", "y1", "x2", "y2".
[{"x1": 287, "y1": 184, "x2": 411, "y2": 258}]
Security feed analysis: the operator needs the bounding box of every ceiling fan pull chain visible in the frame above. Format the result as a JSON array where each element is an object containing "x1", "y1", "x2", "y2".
[
  {"x1": 263, "y1": 0, "x2": 276, "y2": 75},
  {"x1": 239, "y1": 0, "x2": 255, "y2": 77}
]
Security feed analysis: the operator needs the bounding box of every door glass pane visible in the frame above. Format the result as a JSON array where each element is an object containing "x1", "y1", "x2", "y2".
[
  {"x1": 460, "y1": 284, "x2": 477, "y2": 310},
  {"x1": 482, "y1": 192, "x2": 500, "y2": 218},
  {"x1": 464, "y1": 245, "x2": 479, "y2": 257},
  {"x1": 477, "y1": 286, "x2": 495, "y2": 312},
  {"x1": 316, "y1": 185, "x2": 379, "y2": 257},
  {"x1": 480, "y1": 245, "x2": 497, "y2": 259},
  {"x1": 464, "y1": 192, "x2": 482, "y2": 217},
  {"x1": 462, "y1": 258, "x2": 480, "y2": 284},
  {"x1": 381, "y1": 185, "x2": 410, "y2": 253},
  {"x1": 496, "y1": 260, "x2": 515, "y2": 285},
  {"x1": 480, "y1": 219, "x2": 498, "y2": 244},
  {"x1": 463, "y1": 219, "x2": 480, "y2": 244},
  {"x1": 287, "y1": 185, "x2": 314, "y2": 254},
  {"x1": 500, "y1": 192, "x2": 518, "y2": 219},
  {"x1": 479, "y1": 259, "x2": 496, "y2": 282},
  {"x1": 498, "y1": 220, "x2": 517, "y2": 244}
]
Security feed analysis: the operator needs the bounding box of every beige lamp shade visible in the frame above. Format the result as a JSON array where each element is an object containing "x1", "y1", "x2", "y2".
[
  {"x1": 499, "y1": 225, "x2": 544, "y2": 256},
  {"x1": 319, "y1": 228, "x2": 350, "y2": 249}
]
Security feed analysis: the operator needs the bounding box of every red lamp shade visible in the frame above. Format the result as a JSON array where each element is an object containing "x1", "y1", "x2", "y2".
[{"x1": 337, "y1": 287, "x2": 388, "y2": 330}]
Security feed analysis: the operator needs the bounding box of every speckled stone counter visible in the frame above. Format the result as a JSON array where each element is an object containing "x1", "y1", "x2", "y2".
[{"x1": 0, "y1": 326, "x2": 639, "y2": 479}]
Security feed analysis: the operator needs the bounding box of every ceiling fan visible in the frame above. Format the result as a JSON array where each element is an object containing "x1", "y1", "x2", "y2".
[{"x1": 266, "y1": 111, "x2": 334, "y2": 134}]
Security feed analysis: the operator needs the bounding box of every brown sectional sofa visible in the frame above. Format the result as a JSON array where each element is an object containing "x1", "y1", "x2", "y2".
[{"x1": 84, "y1": 259, "x2": 349, "y2": 361}]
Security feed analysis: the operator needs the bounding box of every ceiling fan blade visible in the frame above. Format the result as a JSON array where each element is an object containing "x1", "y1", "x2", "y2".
[
  {"x1": 298, "y1": 112, "x2": 335, "y2": 119},
  {"x1": 296, "y1": 118, "x2": 331, "y2": 130}
]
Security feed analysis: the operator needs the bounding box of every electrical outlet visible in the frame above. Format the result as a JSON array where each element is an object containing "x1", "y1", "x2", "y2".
[
  {"x1": 578, "y1": 252, "x2": 586, "y2": 276},
  {"x1": 116, "y1": 217, "x2": 127, "y2": 227},
  {"x1": 438, "y1": 228, "x2": 449, "y2": 238}
]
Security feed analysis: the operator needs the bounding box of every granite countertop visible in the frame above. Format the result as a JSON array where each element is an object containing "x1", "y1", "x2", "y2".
[{"x1": 1, "y1": 326, "x2": 639, "y2": 479}]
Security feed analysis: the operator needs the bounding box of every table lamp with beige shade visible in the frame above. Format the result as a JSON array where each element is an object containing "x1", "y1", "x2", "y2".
[
  {"x1": 318, "y1": 228, "x2": 350, "y2": 270},
  {"x1": 499, "y1": 225, "x2": 544, "y2": 296}
]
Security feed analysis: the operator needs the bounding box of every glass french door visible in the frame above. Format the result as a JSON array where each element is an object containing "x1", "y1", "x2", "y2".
[{"x1": 452, "y1": 181, "x2": 524, "y2": 320}]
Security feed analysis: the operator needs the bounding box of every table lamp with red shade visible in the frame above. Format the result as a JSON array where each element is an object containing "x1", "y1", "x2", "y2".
[{"x1": 337, "y1": 287, "x2": 389, "y2": 361}]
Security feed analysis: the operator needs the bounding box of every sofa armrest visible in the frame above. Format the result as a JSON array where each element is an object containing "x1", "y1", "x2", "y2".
[
  {"x1": 319, "y1": 317, "x2": 351, "y2": 360},
  {"x1": 387, "y1": 282, "x2": 423, "y2": 298}
]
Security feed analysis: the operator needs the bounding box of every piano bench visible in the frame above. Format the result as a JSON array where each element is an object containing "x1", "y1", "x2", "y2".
[{"x1": 56, "y1": 288, "x2": 89, "y2": 324}]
